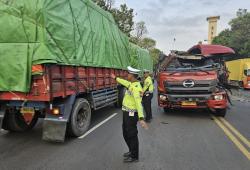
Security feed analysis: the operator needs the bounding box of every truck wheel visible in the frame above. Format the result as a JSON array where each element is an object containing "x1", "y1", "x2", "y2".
[
  {"x1": 215, "y1": 109, "x2": 227, "y2": 117},
  {"x1": 115, "y1": 87, "x2": 125, "y2": 108},
  {"x1": 3, "y1": 110, "x2": 39, "y2": 132},
  {"x1": 68, "y1": 98, "x2": 91, "y2": 137}
]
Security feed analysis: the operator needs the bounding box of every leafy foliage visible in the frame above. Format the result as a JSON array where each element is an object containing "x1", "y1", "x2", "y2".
[
  {"x1": 93, "y1": 0, "x2": 161, "y2": 68},
  {"x1": 92, "y1": 0, "x2": 134, "y2": 37},
  {"x1": 111, "y1": 4, "x2": 134, "y2": 37},
  {"x1": 92, "y1": 0, "x2": 114, "y2": 11},
  {"x1": 213, "y1": 9, "x2": 250, "y2": 57},
  {"x1": 139, "y1": 38, "x2": 156, "y2": 50},
  {"x1": 150, "y1": 48, "x2": 161, "y2": 67}
]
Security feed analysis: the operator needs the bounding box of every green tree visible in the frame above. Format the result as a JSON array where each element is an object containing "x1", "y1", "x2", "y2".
[
  {"x1": 213, "y1": 9, "x2": 250, "y2": 56},
  {"x1": 111, "y1": 4, "x2": 134, "y2": 37},
  {"x1": 93, "y1": 0, "x2": 134, "y2": 36},
  {"x1": 150, "y1": 48, "x2": 161, "y2": 67},
  {"x1": 212, "y1": 29, "x2": 232, "y2": 47},
  {"x1": 92, "y1": 0, "x2": 114, "y2": 11},
  {"x1": 140, "y1": 37, "x2": 156, "y2": 50},
  {"x1": 93, "y1": 0, "x2": 161, "y2": 64}
]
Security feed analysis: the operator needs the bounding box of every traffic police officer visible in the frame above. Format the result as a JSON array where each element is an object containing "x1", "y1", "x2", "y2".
[
  {"x1": 111, "y1": 66, "x2": 148, "y2": 163},
  {"x1": 142, "y1": 69, "x2": 154, "y2": 122}
]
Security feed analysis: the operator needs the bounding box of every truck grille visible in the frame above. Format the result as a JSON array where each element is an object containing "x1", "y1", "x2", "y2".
[{"x1": 164, "y1": 80, "x2": 217, "y2": 95}]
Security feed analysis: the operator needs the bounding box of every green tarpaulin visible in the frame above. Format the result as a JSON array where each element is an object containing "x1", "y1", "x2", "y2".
[
  {"x1": 0, "y1": 0, "x2": 152, "y2": 92},
  {"x1": 129, "y1": 43, "x2": 153, "y2": 73}
]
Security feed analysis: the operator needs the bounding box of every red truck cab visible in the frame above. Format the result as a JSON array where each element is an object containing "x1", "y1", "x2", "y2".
[{"x1": 158, "y1": 45, "x2": 235, "y2": 117}]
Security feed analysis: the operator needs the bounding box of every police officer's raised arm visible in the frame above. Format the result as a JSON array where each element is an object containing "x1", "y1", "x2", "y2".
[
  {"x1": 111, "y1": 74, "x2": 130, "y2": 88},
  {"x1": 116, "y1": 78, "x2": 131, "y2": 88}
]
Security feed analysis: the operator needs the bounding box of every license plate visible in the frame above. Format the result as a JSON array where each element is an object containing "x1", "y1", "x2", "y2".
[
  {"x1": 181, "y1": 101, "x2": 197, "y2": 106},
  {"x1": 20, "y1": 107, "x2": 35, "y2": 114}
]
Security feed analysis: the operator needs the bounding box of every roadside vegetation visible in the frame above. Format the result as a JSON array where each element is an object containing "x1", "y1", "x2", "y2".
[
  {"x1": 213, "y1": 9, "x2": 250, "y2": 58},
  {"x1": 92, "y1": 0, "x2": 161, "y2": 67}
]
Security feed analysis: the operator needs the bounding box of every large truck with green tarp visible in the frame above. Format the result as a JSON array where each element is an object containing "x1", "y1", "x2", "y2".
[{"x1": 0, "y1": 0, "x2": 152, "y2": 142}]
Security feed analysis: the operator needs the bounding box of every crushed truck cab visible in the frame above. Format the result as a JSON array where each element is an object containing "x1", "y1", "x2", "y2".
[{"x1": 157, "y1": 45, "x2": 235, "y2": 117}]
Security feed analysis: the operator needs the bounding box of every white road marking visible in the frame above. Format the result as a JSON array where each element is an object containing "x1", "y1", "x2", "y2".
[{"x1": 78, "y1": 113, "x2": 118, "y2": 139}]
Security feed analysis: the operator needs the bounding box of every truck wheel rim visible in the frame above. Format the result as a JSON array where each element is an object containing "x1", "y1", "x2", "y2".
[{"x1": 76, "y1": 108, "x2": 88, "y2": 128}]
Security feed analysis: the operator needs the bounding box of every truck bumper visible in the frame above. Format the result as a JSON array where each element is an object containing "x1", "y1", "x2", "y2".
[{"x1": 158, "y1": 94, "x2": 227, "y2": 109}]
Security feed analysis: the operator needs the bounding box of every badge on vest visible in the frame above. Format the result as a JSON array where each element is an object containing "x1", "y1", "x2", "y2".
[{"x1": 129, "y1": 112, "x2": 135, "y2": 117}]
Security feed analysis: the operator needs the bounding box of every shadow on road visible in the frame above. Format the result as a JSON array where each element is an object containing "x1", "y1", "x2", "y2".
[{"x1": 0, "y1": 106, "x2": 119, "y2": 144}]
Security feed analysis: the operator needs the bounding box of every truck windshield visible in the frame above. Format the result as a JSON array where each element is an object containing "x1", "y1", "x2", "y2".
[{"x1": 166, "y1": 57, "x2": 217, "y2": 72}]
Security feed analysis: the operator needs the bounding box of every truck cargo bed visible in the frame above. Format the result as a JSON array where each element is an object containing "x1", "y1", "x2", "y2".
[{"x1": 0, "y1": 65, "x2": 127, "y2": 102}]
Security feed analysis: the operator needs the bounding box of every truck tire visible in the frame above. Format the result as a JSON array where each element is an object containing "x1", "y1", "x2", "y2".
[
  {"x1": 68, "y1": 98, "x2": 91, "y2": 137},
  {"x1": 3, "y1": 110, "x2": 39, "y2": 132},
  {"x1": 215, "y1": 109, "x2": 227, "y2": 117},
  {"x1": 115, "y1": 87, "x2": 125, "y2": 108}
]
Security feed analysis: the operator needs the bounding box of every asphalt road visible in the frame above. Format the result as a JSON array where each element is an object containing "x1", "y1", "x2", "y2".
[
  {"x1": 231, "y1": 88, "x2": 250, "y2": 102},
  {"x1": 0, "y1": 97, "x2": 249, "y2": 170}
]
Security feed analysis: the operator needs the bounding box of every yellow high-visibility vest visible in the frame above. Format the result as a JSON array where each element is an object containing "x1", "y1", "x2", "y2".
[
  {"x1": 143, "y1": 76, "x2": 154, "y2": 93},
  {"x1": 116, "y1": 78, "x2": 144, "y2": 119}
]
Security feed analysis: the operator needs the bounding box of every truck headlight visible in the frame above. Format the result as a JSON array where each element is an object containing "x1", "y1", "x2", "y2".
[
  {"x1": 214, "y1": 95, "x2": 223, "y2": 100},
  {"x1": 160, "y1": 95, "x2": 167, "y2": 101}
]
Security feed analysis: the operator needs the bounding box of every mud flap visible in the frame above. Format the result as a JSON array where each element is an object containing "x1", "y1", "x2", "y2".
[
  {"x1": 42, "y1": 117, "x2": 68, "y2": 142},
  {"x1": 42, "y1": 95, "x2": 76, "y2": 142},
  {"x1": 0, "y1": 108, "x2": 6, "y2": 129}
]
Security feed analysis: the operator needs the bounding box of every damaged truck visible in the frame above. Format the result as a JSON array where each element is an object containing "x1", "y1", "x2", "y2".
[
  {"x1": 0, "y1": 0, "x2": 152, "y2": 142},
  {"x1": 158, "y1": 44, "x2": 235, "y2": 117}
]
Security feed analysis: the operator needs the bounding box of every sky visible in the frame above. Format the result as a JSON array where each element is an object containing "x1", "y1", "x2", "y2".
[{"x1": 115, "y1": 0, "x2": 250, "y2": 54}]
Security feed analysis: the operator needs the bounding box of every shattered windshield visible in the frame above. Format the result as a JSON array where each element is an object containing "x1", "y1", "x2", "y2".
[{"x1": 166, "y1": 57, "x2": 218, "y2": 72}]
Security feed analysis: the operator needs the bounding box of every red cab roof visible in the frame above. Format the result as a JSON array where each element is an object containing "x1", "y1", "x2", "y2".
[{"x1": 188, "y1": 44, "x2": 235, "y2": 57}]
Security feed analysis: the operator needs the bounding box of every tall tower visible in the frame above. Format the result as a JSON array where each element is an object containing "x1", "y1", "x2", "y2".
[{"x1": 207, "y1": 16, "x2": 220, "y2": 44}]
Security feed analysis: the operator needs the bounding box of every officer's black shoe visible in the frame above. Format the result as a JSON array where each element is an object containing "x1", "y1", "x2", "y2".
[
  {"x1": 123, "y1": 157, "x2": 139, "y2": 163},
  {"x1": 123, "y1": 152, "x2": 131, "y2": 157},
  {"x1": 145, "y1": 119, "x2": 151, "y2": 123},
  {"x1": 123, "y1": 156, "x2": 130, "y2": 161}
]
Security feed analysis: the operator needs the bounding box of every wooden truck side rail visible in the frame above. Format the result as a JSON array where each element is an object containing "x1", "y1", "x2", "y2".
[{"x1": 0, "y1": 64, "x2": 127, "y2": 102}]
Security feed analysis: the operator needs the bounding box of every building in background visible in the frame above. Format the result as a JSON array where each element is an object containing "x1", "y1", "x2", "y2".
[{"x1": 207, "y1": 16, "x2": 220, "y2": 44}]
